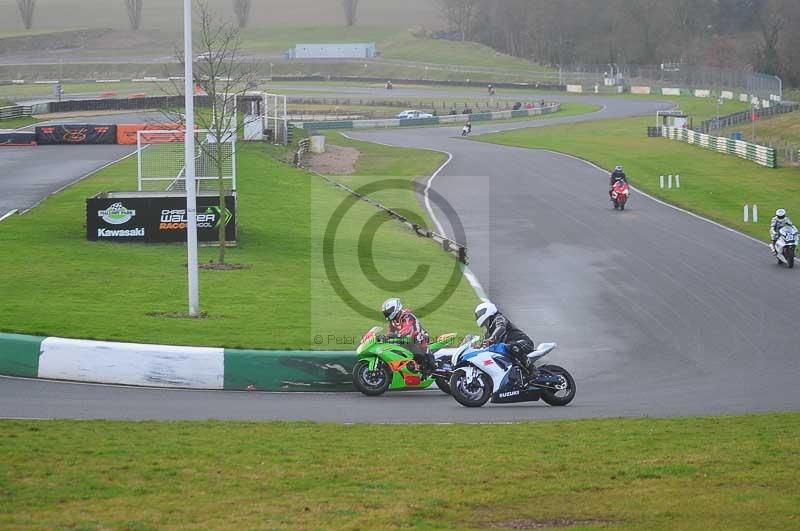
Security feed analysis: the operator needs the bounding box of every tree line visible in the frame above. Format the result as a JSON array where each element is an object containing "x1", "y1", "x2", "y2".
[
  {"x1": 438, "y1": 0, "x2": 800, "y2": 85},
  {"x1": 15, "y1": 0, "x2": 358, "y2": 30}
]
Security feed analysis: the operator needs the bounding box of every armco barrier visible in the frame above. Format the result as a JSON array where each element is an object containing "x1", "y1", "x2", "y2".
[
  {"x1": 0, "y1": 332, "x2": 358, "y2": 391},
  {"x1": 661, "y1": 127, "x2": 777, "y2": 168}
]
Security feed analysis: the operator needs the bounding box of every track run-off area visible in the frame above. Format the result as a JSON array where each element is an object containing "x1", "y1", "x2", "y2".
[{"x1": 1, "y1": 86, "x2": 798, "y2": 422}]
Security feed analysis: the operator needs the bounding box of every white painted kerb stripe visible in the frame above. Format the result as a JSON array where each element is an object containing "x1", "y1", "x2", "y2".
[{"x1": 38, "y1": 338, "x2": 224, "y2": 389}]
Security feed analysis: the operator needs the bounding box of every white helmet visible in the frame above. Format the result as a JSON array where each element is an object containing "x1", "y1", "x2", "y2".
[
  {"x1": 615, "y1": 165, "x2": 623, "y2": 172},
  {"x1": 382, "y1": 298, "x2": 403, "y2": 320},
  {"x1": 776, "y1": 209, "x2": 787, "y2": 219},
  {"x1": 475, "y1": 302, "x2": 498, "y2": 327}
]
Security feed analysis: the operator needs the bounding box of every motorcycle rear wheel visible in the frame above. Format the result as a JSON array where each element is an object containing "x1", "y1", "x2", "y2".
[
  {"x1": 450, "y1": 369, "x2": 492, "y2": 407},
  {"x1": 353, "y1": 360, "x2": 392, "y2": 396},
  {"x1": 539, "y1": 365, "x2": 576, "y2": 406}
]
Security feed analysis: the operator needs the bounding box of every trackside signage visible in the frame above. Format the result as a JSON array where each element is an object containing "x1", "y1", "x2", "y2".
[{"x1": 86, "y1": 194, "x2": 237, "y2": 243}]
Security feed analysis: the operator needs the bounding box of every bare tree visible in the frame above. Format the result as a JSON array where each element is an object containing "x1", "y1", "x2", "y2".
[
  {"x1": 17, "y1": 0, "x2": 35, "y2": 30},
  {"x1": 167, "y1": 2, "x2": 258, "y2": 264},
  {"x1": 437, "y1": 0, "x2": 479, "y2": 42},
  {"x1": 233, "y1": 0, "x2": 251, "y2": 29},
  {"x1": 123, "y1": 0, "x2": 143, "y2": 31},
  {"x1": 342, "y1": 0, "x2": 359, "y2": 26}
]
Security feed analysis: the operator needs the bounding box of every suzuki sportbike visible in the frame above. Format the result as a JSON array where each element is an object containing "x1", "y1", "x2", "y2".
[
  {"x1": 352, "y1": 327, "x2": 459, "y2": 396},
  {"x1": 611, "y1": 180, "x2": 630, "y2": 210},
  {"x1": 774, "y1": 225, "x2": 797, "y2": 268},
  {"x1": 448, "y1": 338, "x2": 576, "y2": 408}
]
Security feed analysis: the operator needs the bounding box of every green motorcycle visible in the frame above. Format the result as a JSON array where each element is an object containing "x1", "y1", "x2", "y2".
[{"x1": 352, "y1": 327, "x2": 459, "y2": 397}]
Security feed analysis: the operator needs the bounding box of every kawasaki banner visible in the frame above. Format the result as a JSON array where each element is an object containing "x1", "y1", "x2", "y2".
[
  {"x1": 86, "y1": 193, "x2": 237, "y2": 243},
  {"x1": 36, "y1": 124, "x2": 118, "y2": 145}
]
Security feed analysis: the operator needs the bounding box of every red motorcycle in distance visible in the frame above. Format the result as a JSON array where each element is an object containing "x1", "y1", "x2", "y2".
[{"x1": 611, "y1": 180, "x2": 630, "y2": 210}]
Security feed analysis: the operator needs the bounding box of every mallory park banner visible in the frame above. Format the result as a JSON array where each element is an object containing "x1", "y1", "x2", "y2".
[
  {"x1": 86, "y1": 194, "x2": 237, "y2": 243},
  {"x1": 36, "y1": 124, "x2": 117, "y2": 145}
]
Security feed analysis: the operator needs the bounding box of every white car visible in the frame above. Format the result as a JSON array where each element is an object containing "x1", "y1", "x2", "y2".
[{"x1": 396, "y1": 110, "x2": 434, "y2": 120}]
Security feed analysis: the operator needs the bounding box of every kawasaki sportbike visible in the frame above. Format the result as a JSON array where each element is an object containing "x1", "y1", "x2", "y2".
[
  {"x1": 352, "y1": 327, "x2": 459, "y2": 396},
  {"x1": 449, "y1": 338, "x2": 576, "y2": 408}
]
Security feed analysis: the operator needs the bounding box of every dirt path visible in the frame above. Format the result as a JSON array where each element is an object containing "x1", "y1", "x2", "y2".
[{"x1": 307, "y1": 145, "x2": 360, "y2": 175}]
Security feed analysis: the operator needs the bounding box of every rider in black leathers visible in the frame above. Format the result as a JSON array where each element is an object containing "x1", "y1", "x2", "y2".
[{"x1": 476, "y1": 303, "x2": 535, "y2": 371}]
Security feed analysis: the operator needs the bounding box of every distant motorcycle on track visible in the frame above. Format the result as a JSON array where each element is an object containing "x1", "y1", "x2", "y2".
[{"x1": 773, "y1": 225, "x2": 797, "y2": 268}]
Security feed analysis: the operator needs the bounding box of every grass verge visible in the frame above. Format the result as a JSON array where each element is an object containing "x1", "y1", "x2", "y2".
[
  {"x1": 0, "y1": 141, "x2": 479, "y2": 349},
  {"x1": 475, "y1": 96, "x2": 799, "y2": 240},
  {"x1": 1, "y1": 413, "x2": 798, "y2": 529}
]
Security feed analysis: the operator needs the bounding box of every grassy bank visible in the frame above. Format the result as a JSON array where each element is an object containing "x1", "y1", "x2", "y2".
[
  {"x1": 0, "y1": 141, "x2": 478, "y2": 349},
  {"x1": 476, "y1": 96, "x2": 799, "y2": 240},
  {"x1": 1, "y1": 413, "x2": 799, "y2": 529}
]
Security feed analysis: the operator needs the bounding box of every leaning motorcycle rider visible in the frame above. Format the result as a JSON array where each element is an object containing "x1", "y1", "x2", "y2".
[
  {"x1": 770, "y1": 208, "x2": 795, "y2": 253},
  {"x1": 380, "y1": 298, "x2": 434, "y2": 372},
  {"x1": 475, "y1": 302, "x2": 536, "y2": 372},
  {"x1": 609, "y1": 165, "x2": 627, "y2": 199}
]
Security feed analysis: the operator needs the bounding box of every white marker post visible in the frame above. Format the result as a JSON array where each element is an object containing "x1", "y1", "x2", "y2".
[
  {"x1": 753, "y1": 204, "x2": 758, "y2": 223},
  {"x1": 660, "y1": 175, "x2": 664, "y2": 189},
  {"x1": 675, "y1": 174, "x2": 681, "y2": 188},
  {"x1": 184, "y1": 0, "x2": 200, "y2": 317},
  {"x1": 668, "y1": 174, "x2": 673, "y2": 189},
  {"x1": 743, "y1": 204, "x2": 749, "y2": 223}
]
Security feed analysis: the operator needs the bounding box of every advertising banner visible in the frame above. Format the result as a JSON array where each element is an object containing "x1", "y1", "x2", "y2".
[
  {"x1": 0, "y1": 132, "x2": 37, "y2": 146},
  {"x1": 86, "y1": 194, "x2": 237, "y2": 243},
  {"x1": 36, "y1": 124, "x2": 117, "y2": 145},
  {"x1": 116, "y1": 123, "x2": 183, "y2": 145}
]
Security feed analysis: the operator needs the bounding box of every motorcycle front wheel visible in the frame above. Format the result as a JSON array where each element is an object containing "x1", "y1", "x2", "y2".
[
  {"x1": 539, "y1": 365, "x2": 576, "y2": 406},
  {"x1": 450, "y1": 369, "x2": 492, "y2": 407},
  {"x1": 786, "y1": 246, "x2": 795, "y2": 269},
  {"x1": 353, "y1": 360, "x2": 392, "y2": 396}
]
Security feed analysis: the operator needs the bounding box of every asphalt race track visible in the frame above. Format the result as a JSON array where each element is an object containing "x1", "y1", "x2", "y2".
[{"x1": 2, "y1": 88, "x2": 799, "y2": 422}]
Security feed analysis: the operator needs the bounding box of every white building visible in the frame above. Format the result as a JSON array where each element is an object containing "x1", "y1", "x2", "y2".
[{"x1": 288, "y1": 43, "x2": 377, "y2": 60}]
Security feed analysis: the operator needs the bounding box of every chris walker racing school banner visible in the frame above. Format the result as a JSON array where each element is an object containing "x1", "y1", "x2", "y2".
[
  {"x1": 36, "y1": 124, "x2": 118, "y2": 145},
  {"x1": 86, "y1": 195, "x2": 237, "y2": 243}
]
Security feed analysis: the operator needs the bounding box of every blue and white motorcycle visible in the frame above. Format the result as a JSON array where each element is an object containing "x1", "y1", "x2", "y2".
[{"x1": 448, "y1": 338, "x2": 576, "y2": 408}]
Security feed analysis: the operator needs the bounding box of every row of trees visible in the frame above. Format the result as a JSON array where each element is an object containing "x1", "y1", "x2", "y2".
[
  {"x1": 438, "y1": 0, "x2": 800, "y2": 85},
  {"x1": 15, "y1": 0, "x2": 360, "y2": 30}
]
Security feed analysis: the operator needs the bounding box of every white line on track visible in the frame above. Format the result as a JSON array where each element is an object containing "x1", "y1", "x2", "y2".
[
  {"x1": 20, "y1": 149, "x2": 138, "y2": 215},
  {"x1": 0, "y1": 209, "x2": 18, "y2": 223}
]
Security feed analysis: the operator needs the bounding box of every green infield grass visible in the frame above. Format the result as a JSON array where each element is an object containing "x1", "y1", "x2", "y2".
[
  {"x1": 475, "y1": 97, "x2": 799, "y2": 241},
  {"x1": 0, "y1": 141, "x2": 479, "y2": 349},
  {"x1": 1, "y1": 413, "x2": 798, "y2": 529}
]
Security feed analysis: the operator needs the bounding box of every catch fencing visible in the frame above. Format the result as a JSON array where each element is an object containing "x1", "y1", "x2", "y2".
[
  {"x1": 696, "y1": 102, "x2": 800, "y2": 133},
  {"x1": 661, "y1": 127, "x2": 777, "y2": 168}
]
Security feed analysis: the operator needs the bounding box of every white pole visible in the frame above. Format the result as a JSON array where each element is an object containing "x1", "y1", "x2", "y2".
[
  {"x1": 184, "y1": 0, "x2": 200, "y2": 317},
  {"x1": 753, "y1": 204, "x2": 758, "y2": 223},
  {"x1": 675, "y1": 174, "x2": 680, "y2": 188},
  {"x1": 660, "y1": 175, "x2": 664, "y2": 189},
  {"x1": 744, "y1": 204, "x2": 749, "y2": 223},
  {"x1": 668, "y1": 174, "x2": 673, "y2": 189}
]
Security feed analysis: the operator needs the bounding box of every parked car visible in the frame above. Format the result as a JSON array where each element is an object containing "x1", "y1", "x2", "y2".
[{"x1": 396, "y1": 110, "x2": 434, "y2": 120}]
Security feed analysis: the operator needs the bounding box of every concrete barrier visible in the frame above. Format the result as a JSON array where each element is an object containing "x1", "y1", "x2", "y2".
[
  {"x1": 740, "y1": 93, "x2": 749, "y2": 102},
  {"x1": 721, "y1": 91, "x2": 734, "y2": 100},
  {"x1": 631, "y1": 86, "x2": 651, "y2": 95},
  {"x1": 662, "y1": 88, "x2": 682, "y2": 96},
  {"x1": 694, "y1": 89, "x2": 711, "y2": 98},
  {"x1": 0, "y1": 332, "x2": 358, "y2": 391},
  {"x1": 566, "y1": 84, "x2": 583, "y2": 93},
  {"x1": 662, "y1": 126, "x2": 776, "y2": 168}
]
